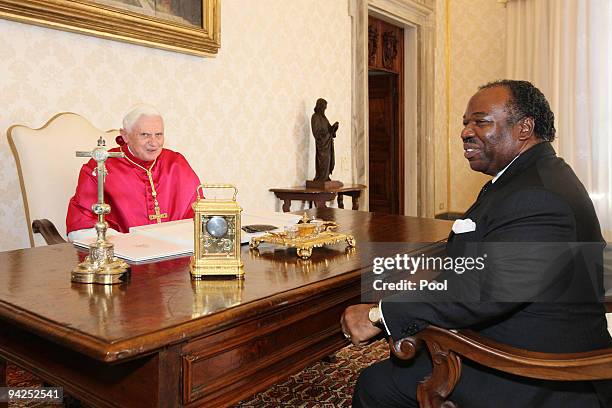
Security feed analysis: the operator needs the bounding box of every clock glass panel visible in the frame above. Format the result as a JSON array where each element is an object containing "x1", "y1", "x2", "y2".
[{"x1": 200, "y1": 215, "x2": 236, "y2": 256}]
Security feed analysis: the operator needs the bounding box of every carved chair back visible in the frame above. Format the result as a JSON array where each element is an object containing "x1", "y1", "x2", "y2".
[{"x1": 8, "y1": 113, "x2": 118, "y2": 246}]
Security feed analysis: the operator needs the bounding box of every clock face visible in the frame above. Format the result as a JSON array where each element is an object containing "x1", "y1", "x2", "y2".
[
  {"x1": 206, "y1": 216, "x2": 228, "y2": 238},
  {"x1": 200, "y1": 215, "x2": 236, "y2": 256}
]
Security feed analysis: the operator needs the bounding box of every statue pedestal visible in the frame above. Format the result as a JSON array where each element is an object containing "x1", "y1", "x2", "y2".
[{"x1": 305, "y1": 180, "x2": 344, "y2": 189}]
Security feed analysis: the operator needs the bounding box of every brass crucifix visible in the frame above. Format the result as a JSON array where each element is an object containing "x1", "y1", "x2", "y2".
[
  {"x1": 76, "y1": 137, "x2": 124, "y2": 242},
  {"x1": 72, "y1": 137, "x2": 129, "y2": 285}
]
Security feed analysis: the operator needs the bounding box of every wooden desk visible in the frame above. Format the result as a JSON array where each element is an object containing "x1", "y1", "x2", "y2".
[
  {"x1": 270, "y1": 184, "x2": 367, "y2": 212},
  {"x1": 0, "y1": 209, "x2": 451, "y2": 407}
]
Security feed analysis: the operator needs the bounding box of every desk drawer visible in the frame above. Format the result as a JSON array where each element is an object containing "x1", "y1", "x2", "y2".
[{"x1": 181, "y1": 290, "x2": 358, "y2": 406}]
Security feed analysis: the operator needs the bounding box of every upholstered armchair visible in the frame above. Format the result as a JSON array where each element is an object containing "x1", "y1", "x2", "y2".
[{"x1": 8, "y1": 113, "x2": 118, "y2": 246}]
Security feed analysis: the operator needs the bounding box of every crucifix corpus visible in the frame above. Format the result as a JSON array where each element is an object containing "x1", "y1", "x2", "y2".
[{"x1": 71, "y1": 137, "x2": 130, "y2": 285}]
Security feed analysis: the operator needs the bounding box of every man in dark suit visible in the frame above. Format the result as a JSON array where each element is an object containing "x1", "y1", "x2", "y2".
[{"x1": 342, "y1": 80, "x2": 611, "y2": 407}]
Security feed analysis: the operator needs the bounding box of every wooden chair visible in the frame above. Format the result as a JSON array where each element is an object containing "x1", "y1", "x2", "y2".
[
  {"x1": 8, "y1": 113, "x2": 118, "y2": 246},
  {"x1": 391, "y1": 309, "x2": 612, "y2": 408}
]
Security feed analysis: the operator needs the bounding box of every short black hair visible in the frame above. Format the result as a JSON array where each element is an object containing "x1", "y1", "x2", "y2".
[{"x1": 479, "y1": 80, "x2": 556, "y2": 142}]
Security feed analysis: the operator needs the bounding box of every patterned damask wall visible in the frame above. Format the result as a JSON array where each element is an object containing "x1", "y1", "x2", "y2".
[
  {"x1": 0, "y1": 0, "x2": 352, "y2": 251},
  {"x1": 443, "y1": 0, "x2": 507, "y2": 213}
]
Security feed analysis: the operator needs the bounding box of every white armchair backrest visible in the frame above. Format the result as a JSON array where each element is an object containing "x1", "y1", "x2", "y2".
[{"x1": 8, "y1": 113, "x2": 119, "y2": 247}]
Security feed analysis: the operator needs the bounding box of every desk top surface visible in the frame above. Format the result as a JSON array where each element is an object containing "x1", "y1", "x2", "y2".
[{"x1": 0, "y1": 209, "x2": 451, "y2": 362}]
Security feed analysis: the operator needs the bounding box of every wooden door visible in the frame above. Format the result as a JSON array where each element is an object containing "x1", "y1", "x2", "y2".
[
  {"x1": 369, "y1": 73, "x2": 399, "y2": 214},
  {"x1": 368, "y1": 15, "x2": 403, "y2": 215}
]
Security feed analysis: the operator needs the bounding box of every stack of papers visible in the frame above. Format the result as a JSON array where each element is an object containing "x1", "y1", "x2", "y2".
[{"x1": 72, "y1": 212, "x2": 301, "y2": 262}]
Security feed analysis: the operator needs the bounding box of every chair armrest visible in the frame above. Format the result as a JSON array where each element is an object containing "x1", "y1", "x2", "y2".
[
  {"x1": 32, "y1": 219, "x2": 66, "y2": 245},
  {"x1": 390, "y1": 326, "x2": 612, "y2": 408},
  {"x1": 392, "y1": 325, "x2": 612, "y2": 380}
]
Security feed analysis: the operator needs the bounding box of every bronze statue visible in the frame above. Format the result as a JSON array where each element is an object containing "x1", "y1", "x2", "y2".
[{"x1": 309, "y1": 98, "x2": 341, "y2": 188}]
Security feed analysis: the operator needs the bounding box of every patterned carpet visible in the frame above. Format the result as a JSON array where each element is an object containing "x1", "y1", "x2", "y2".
[
  {"x1": 5, "y1": 364, "x2": 52, "y2": 407},
  {"x1": 5, "y1": 340, "x2": 390, "y2": 407}
]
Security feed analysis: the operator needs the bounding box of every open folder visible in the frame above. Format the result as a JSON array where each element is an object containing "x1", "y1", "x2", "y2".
[{"x1": 72, "y1": 212, "x2": 301, "y2": 262}]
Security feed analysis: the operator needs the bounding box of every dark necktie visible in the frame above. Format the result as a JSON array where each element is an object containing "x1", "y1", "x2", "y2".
[
  {"x1": 461, "y1": 180, "x2": 493, "y2": 219},
  {"x1": 476, "y1": 180, "x2": 493, "y2": 201}
]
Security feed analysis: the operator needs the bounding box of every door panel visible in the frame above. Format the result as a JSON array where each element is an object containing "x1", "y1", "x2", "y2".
[{"x1": 369, "y1": 73, "x2": 398, "y2": 214}]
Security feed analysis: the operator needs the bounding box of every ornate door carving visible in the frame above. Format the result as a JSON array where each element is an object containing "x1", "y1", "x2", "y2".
[{"x1": 368, "y1": 16, "x2": 402, "y2": 73}]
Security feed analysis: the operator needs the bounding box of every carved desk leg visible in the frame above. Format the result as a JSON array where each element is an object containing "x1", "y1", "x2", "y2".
[
  {"x1": 281, "y1": 199, "x2": 292, "y2": 213},
  {"x1": 337, "y1": 192, "x2": 361, "y2": 210},
  {"x1": 350, "y1": 191, "x2": 361, "y2": 210},
  {"x1": 337, "y1": 194, "x2": 345, "y2": 209},
  {"x1": 314, "y1": 193, "x2": 336, "y2": 209}
]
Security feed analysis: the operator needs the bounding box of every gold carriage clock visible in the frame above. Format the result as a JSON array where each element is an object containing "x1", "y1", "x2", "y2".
[{"x1": 190, "y1": 184, "x2": 244, "y2": 279}]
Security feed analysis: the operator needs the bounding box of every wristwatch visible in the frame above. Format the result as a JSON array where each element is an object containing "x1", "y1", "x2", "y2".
[{"x1": 368, "y1": 304, "x2": 383, "y2": 327}]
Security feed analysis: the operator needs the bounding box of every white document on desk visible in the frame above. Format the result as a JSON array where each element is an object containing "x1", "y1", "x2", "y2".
[
  {"x1": 129, "y1": 212, "x2": 302, "y2": 245},
  {"x1": 72, "y1": 212, "x2": 301, "y2": 262},
  {"x1": 72, "y1": 232, "x2": 192, "y2": 262}
]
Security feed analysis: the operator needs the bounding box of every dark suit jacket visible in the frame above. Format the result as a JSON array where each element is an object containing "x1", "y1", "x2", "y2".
[{"x1": 381, "y1": 142, "x2": 612, "y2": 407}]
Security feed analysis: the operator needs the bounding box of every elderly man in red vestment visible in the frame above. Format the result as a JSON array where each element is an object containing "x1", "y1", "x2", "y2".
[{"x1": 66, "y1": 104, "x2": 201, "y2": 240}]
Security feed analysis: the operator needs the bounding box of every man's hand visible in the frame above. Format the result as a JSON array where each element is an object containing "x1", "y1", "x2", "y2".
[{"x1": 341, "y1": 304, "x2": 382, "y2": 346}]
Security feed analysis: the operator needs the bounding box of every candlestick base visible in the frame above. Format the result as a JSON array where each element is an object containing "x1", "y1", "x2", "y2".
[{"x1": 72, "y1": 241, "x2": 129, "y2": 285}]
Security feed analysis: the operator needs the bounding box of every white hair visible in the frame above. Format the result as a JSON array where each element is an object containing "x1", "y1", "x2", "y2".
[{"x1": 122, "y1": 104, "x2": 162, "y2": 132}]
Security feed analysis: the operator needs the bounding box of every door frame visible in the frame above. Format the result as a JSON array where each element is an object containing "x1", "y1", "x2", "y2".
[{"x1": 349, "y1": 0, "x2": 435, "y2": 217}]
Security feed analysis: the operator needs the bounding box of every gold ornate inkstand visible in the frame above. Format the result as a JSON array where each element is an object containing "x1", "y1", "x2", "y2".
[
  {"x1": 190, "y1": 184, "x2": 244, "y2": 279},
  {"x1": 71, "y1": 137, "x2": 129, "y2": 285},
  {"x1": 250, "y1": 213, "x2": 356, "y2": 259}
]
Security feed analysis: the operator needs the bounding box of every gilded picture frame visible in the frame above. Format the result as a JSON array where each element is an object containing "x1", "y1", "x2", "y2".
[{"x1": 0, "y1": 0, "x2": 220, "y2": 56}]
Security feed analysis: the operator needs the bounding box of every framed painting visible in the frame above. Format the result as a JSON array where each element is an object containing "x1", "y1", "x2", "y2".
[{"x1": 0, "y1": 0, "x2": 220, "y2": 56}]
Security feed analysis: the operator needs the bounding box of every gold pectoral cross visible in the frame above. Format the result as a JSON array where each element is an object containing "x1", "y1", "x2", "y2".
[
  {"x1": 144, "y1": 168, "x2": 167, "y2": 224},
  {"x1": 149, "y1": 205, "x2": 168, "y2": 223}
]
